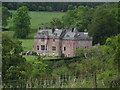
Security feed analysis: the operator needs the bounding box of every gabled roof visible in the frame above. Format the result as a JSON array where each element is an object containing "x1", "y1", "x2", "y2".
[
  {"x1": 34, "y1": 29, "x2": 92, "y2": 40},
  {"x1": 34, "y1": 29, "x2": 63, "y2": 39},
  {"x1": 63, "y1": 31, "x2": 76, "y2": 40}
]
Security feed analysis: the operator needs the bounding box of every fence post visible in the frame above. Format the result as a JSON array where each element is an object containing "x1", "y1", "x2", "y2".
[{"x1": 93, "y1": 72, "x2": 97, "y2": 89}]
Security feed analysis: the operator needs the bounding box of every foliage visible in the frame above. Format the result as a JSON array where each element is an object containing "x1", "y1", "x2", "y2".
[
  {"x1": 88, "y1": 7, "x2": 118, "y2": 45},
  {"x1": 74, "y1": 34, "x2": 119, "y2": 87},
  {"x1": 50, "y1": 18, "x2": 64, "y2": 28},
  {"x1": 31, "y1": 55, "x2": 47, "y2": 78},
  {"x1": 2, "y1": 7, "x2": 12, "y2": 27},
  {"x1": 62, "y1": 6, "x2": 94, "y2": 31},
  {"x1": 68, "y1": 5, "x2": 75, "y2": 10},
  {"x1": 60, "y1": 53, "x2": 65, "y2": 58},
  {"x1": 13, "y1": 6, "x2": 31, "y2": 38},
  {"x1": 3, "y1": 2, "x2": 106, "y2": 12},
  {"x1": 2, "y1": 34, "x2": 27, "y2": 82}
]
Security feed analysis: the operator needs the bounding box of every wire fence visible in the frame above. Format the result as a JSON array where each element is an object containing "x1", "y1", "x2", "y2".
[
  {"x1": 2, "y1": 75, "x2": 120, "y2": 88},
  {"x1": 2, "y1": 76, "x2": 91, "y2": 88}
]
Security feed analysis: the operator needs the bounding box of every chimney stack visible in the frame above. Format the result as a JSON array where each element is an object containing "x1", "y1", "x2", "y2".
[
  {"x1": 38, "y1": 26, "x2": 40, "y2": 31},
  {"x1": 43, "y1": 26, "x2": 46, "y2": 29},
  {"x1": 52, "y1": 27, "x2": 55, "y2": 33},
  {"x1": 71, "y1": 27, "x2": 74, "y2": 32}
]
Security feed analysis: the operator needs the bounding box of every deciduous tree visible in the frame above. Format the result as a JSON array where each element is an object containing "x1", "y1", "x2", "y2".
[{"x1": 13, "y1": 6, "x2": 31, "y2": 38}]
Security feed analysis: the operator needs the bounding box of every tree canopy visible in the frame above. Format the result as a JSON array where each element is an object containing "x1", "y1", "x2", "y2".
[
  {"x1": 2, "y1": 7, "x2": 11, "y2": 27},
  {"x1": 13, "y1": 6, "x2": 31, "y2": 38},
  {"x1": 88, "y1": 7, "x2": 118, "y2": 44}
]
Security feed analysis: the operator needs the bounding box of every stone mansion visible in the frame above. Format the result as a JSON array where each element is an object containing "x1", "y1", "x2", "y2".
[{"x1": 33, "y1": 27, "x2": 92, "y2": 57}]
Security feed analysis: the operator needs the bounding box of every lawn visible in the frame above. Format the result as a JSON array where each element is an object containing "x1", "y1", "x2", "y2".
[
  {"x1": 23, "y1": 55, "x2": 37, "y2": 62},
  {"x1": 23, "y1": 55, "x2": 60, "y2": 62},
  {"x1": 18, "y1": 39, "x2": 34, "y2": 51},
  {"x1": 8, "y1": 10, "x2": 65, "y2": 29},
  {"x1": 43, "y1": 56, "x2": 60, "y2": 60},
  {"x1": 2, "y1": 31, "x2": 14, "y2": 38},
  {"x1": 2, "y1": 31, "x2": 34, "y2": 51}
]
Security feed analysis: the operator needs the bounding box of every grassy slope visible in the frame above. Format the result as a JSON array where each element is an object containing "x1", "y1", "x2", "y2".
[{"x1": 8, "y1": 10, "x2": 65, "y2": 29}]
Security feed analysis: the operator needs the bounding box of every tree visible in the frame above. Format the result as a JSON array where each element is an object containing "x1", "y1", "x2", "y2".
[
  {"x1": 38, "y1": 6, "x2": 45, "y2": 11},
  {"x1": 13, "y1": 6, "x2": 31, "y2": 38},
  {"x1": 50, "y1": 18, "x2": 64, "y2": 29},
  {"x1": 88, "y1": 7, "x2": 118, "y2": 45},
  {"x1": 46, "y1": 6, "x2": 52, "y2": 11},
  {"x1": 2, "y1": 7, "x2": 11, "y2": 27},
  {"x1": 31, "y1": 55, "x2": 47, "y2": 78},
  {"x1": 68, "y1": 5, "x2": 74, "y2": 10},
  {"x1": 2, "y1": 34, "x2": 29, "y2": 88},
  {"x1": 62, "y1": 6, "x2": 94, "y2": 31}
]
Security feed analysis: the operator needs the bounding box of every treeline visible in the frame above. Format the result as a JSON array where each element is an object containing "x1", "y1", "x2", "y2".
[{"x1": 3, "y1": 2, "x2": 107, "y2": 12}]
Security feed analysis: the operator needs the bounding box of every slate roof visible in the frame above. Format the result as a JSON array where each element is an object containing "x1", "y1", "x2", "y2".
[
  {"x1": 34, "y1": 29, "x2": 92, "y2": 40},
  {"x1": 63, "y1": 31, "x2": 76, "y2": 40},
  {"x1": 34, "y1": 29, "x2": 63, "y2": 39}
]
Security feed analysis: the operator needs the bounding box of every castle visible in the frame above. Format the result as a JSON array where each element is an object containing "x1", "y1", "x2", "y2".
[{"x1": 33, "y1": 27, "x2": 92, "y2": 57}]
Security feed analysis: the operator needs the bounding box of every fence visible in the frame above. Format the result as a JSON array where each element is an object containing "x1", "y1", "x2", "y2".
[{"x1": 2, "y1": 75, "x2": 120, "y2": 88}]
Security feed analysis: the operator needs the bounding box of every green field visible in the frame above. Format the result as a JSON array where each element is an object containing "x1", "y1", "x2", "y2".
[
  {"x1": 19, "y1": 39, "x2": 34, "y2": 51},
  {"x1": 8, "y1": 11, "x2": 65, "y2": 29}
]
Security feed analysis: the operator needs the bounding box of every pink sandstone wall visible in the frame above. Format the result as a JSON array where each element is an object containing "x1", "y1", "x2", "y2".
[{"x1": 62, "y1": 40, "x2": 75, "y2": 57}]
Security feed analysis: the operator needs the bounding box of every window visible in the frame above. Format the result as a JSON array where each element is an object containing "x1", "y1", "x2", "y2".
[
  {"x1": 41, "y1": 45, "x2": 45, "y2": 50},
  {"x1": 41, "y1": 38, "x2": 45, "y2": 42},
  {"x1": 46, "y1": 45, "x2": 47, "y2": 50},
  {"x1": 64, "y1": 47, "x2": 66, "y2": 51},
  {"x1": 52, "y1": 46, "x2": 56, "y2": 51},
  {"x1": 37, "y1": 45, "x2": 39, "y2": 50},
  {"x1": 53, "y1": 39, "x2": 55, "y2": 42}
]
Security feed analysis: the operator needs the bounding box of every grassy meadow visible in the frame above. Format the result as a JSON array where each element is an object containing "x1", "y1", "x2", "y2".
[{"x1": 8, "y1": 10, "x2": 65, "y2": 29}]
